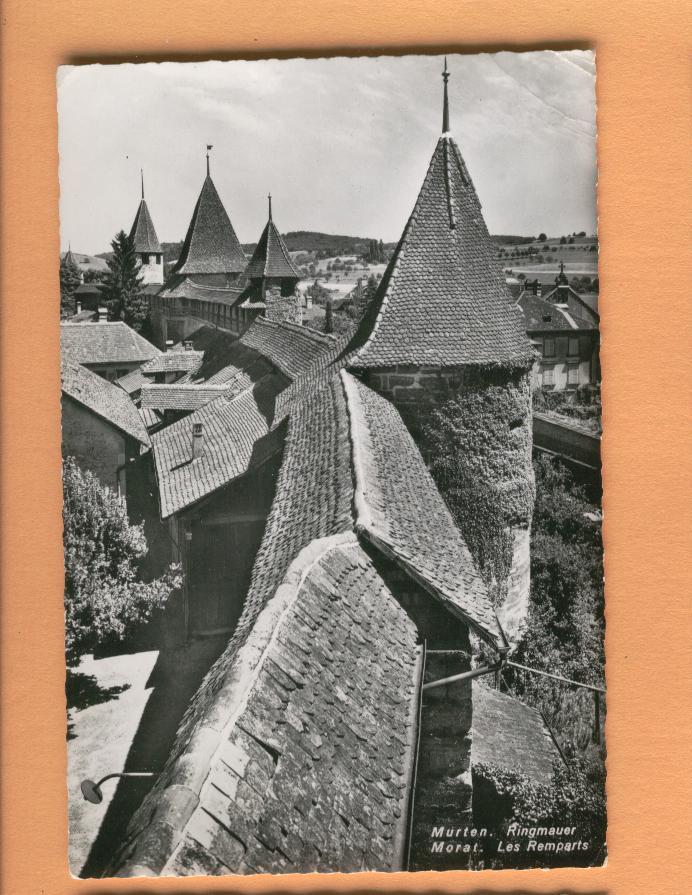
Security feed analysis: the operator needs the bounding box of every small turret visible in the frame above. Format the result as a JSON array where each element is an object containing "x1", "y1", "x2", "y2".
[{"x1": 128, "y1": 171, "x2": 163, "y2": 285}]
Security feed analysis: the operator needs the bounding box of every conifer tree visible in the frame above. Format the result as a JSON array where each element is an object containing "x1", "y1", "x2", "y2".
[
  {"x1": 102, "y1": 230, "x2": 147, "y2": 331},
  {"x1": 59, "y1": 253, "x2": 82, "y2": 319}
]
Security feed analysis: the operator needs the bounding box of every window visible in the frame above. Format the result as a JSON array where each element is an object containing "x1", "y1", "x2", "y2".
[
  {"x1": 141, "y1": 253, "x2": 149, "y2": 265},
  {"x1": 542, "y1": 366, "x2": 555, "y2": 387},
  {"x1": 568, "y1": 336, "x2": 580, "y2": 357},
  {"x1": 567, "y1": 365, "x2": 579, "y2": 386},
  {"x1": 544, "y1": 337, "x2": 556, "y2": 357},
  {"x1": 157, "y1": 254, "x2": 162, "y2": 264}
]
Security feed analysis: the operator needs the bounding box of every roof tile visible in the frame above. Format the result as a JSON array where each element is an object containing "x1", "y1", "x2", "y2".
[{"x1": 350, "y1": 136, "x2": 535, "y2": 368}]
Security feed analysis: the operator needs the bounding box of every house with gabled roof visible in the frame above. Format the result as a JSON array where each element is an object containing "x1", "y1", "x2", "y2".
[
  {"x1": 518, "y1": 267, "x2": 600, "y2": 390},
  {"x1": 61, "y1": 360, "x2": 149, "y2": 495},
  {"x1": 129, "y1": 173, "x2": 164, "y2": 285},
  {"x1": 103, "y1": 64, "x2": 559, "y2": 879},
  {"x1": 61, "y1": 320, "x2": 160, "y2": 382}
]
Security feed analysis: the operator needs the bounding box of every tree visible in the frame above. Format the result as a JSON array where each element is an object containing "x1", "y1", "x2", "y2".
[
  {"x1": 101, "y1": 230, "x2": 147, "y2": 330},
  {"x1": 60, "y1": 254, "x2": 82, "y2": 319},
  {"x1": 538, "y1": 232, "x2": 547, "y2": 242},
  {"x1": 62, "y1": 458, "x2": 181, "y2": 664},
  {"x1": 559, "y1": 236, "x2": 567, "y2": 245}
]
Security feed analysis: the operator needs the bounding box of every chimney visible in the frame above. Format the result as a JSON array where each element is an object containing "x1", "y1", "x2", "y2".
[
  {"x1": 98, "y1": 306, "x2": 108, "y2": 322},
  {"x1": 165, "y1": 339, "x2": 174, "y2": 352},
  {"x1": 183, "y1": 340, "x2": 193, "y2": 351},
  {"x1": 324, "y1": 297, "x2": 334, "y2": 334},
  {"x1": 192, "y1": 422, "x2": 204, "y2": 459}
]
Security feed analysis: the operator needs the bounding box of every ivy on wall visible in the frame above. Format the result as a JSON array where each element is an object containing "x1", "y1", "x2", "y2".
[{"x1": 422, "y1": 367, "x2": 535, "y2": 607}]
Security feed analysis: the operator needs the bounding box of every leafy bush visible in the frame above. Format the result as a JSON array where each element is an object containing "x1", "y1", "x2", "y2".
[
  {"x1": 62, "y1": 458, "x2": 181, "y2": 664},
  {"x1": 473, "y1": 753, "x2": 606, "y2": 868}
]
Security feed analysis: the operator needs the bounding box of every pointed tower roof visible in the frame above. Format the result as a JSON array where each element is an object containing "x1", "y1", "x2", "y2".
[
  {"x1": 350, "y1": 63, "x2": 534, "y2": 369},
  {"x1": 245, "y1": 194, "x2": 301, "y2": 280},
  {"x1": 62, "y1": 245, "x2": 77, "y2": 267},
  {"x1": 129, "y1": 173, "x2": 162, "y2": 253},
  {"x1": 174, "y1": 165, "x2": 246, "y2": 277}
]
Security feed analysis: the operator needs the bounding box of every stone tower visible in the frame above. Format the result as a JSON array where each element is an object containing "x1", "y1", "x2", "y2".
[
  {"x1": 129, "y1": 171, "x2": 164, "y2": 286},
  {"x1": 348, "y1": 60, "x2": 537, "y2": 643}
]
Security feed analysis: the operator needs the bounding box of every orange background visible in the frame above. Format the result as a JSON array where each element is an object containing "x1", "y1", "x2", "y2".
[{"x1": 1, "y1": 1, "x2": 690, "y2": 893}]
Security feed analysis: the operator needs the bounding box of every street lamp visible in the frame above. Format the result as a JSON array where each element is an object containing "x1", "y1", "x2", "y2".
[{"x1": 80, "y1": 772, "x2": 156, "y2": 804}]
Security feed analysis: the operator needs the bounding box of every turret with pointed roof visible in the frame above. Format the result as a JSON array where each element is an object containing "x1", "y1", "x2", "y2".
[
  {"x1": 348, "y1": 60, "x2": 536, "y2": 635},
  {"x1": 173, "y1": 152, "x2": 246, "y2": 279},
  {"x1": 129, "y1": 172, "x2": 163, "y2": 285},
  {"x1": 350, "y1": 59, "x2": 533, "y2": 371},
  {"x1": 245, "y1": 194, "x2": 301, "y2": 291}
]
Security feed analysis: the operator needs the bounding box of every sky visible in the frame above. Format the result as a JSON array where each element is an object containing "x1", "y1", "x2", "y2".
[{"x1": 57, "y1": 51, "x2": 596, "y2": 256}]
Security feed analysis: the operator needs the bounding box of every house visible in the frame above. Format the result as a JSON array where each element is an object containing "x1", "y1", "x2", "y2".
[
  {"x1": 61, "y1": 360, "x2": 149, "y2": 495},
  {"x1": 107, "y1": 64, "x2": 556, "y2": 878},
  {"x1": 129, "y1": 173, "x2": 164, "y2": 286},
  {"x1": 518, "y1": 267, "x2": 600, "y2": 390},
  {"x1": 61, "y1": 320, "x2": 160, "y2": 381}
]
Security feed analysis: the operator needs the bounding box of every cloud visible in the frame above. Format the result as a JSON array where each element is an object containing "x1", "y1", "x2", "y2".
[{"x1": 58, "y1": 51, "x2": 596, "y2": 254}]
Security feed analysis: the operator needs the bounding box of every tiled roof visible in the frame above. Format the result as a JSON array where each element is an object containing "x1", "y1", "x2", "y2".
[
  {"x1": 517, "y1": 291, "x2": 597, "y2": 332},
  {"x1": 142, "y1": 350, "x2": 204, "y2": 375},
  {"x1": 129, "y1": 199, "x2": 161, "y2": 253},
  {"x1": 110, "y1": 369, "x2": 532, "y2": 877},
  {"x1": 116, "y1": 367, "x2": 148, "y2": 396},
  {"x1": 140, "y1": 384, "x2": 233, "y2": 412},
  {"x1": 152, "y1": 373, "x2": 289, "y2": 518},
  {"x1": 139, "y1": 406, "x2": 162, "y2": 430},
  {"x1": 61, "y1": 322, "x2": 160, "y2": 366},
  {"x1": 75, "y1": 283, "x2": 104, "y2": 296},
  {"x1": 61, "y1": 360, "x2": 149, "y2": 446},
  {"x1": 160, "y1": 276, "x2": 244, "y2": 306},
  {"x1": 174, "y1": 175, "x2": 247, "y2": 276},
  {"x1": 245, "y1": 217, "x2": 301, "y2": 280},
  {"x1": 539, "y1": 285, "x2": 600, "y2": 323},
  {"x1": 471, "y1": 681, "x2": 559, "y2": 785},
  {"x1": 112, "y1": 536, "x2": 422, "y2": 877},
  {"x1": 241, "y1": 318, "x2": 339, "y2": 379},
  {"x1": 349, "y1": 136, "x2": 535, "y2": 368},
  {"x1": 341, "y1": 371, "x2": 501, "y2": 645}
]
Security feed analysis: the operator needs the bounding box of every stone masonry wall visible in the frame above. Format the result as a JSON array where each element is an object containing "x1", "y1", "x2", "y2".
[{"x1": 264, "y1": 286, "x2": 302, "y2": 326}]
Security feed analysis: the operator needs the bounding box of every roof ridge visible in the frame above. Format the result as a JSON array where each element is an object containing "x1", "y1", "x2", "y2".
[
  {"x1": 130, "y1": 532, "x2": 358, "y2": 877},
  {"x1": 340, "y1": 369, "x2": 501, "y2": 648},
  {"x1": 351, "y1": 140, "x2": 440, "y2": 364},
  {"x1": 62, "y1": 360, "x2": 149, "y2": 445}
]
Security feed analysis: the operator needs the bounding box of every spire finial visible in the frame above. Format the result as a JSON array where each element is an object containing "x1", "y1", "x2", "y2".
[
  {"x1": 442, "y1": 56, "x2": 450, "y2": 134},
  {"x1": 141, "y1": 168, "x2": 144, "y2": 199},
  {"x1": 206, "y1": 144, "x2": 213, "y2": 176},
  {"x1": 268, "y1": 192, "x2": 272, "y2": 221}
]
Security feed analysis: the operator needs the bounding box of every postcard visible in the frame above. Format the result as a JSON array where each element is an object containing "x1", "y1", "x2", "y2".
[{"x1": 57, "y1": 51, "x2": 604, "y2": 877}]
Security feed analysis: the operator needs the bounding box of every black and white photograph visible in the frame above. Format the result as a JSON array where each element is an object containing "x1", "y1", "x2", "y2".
[{"x1": 58, "y1": 51, "x2": 605, "y2": 878}]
